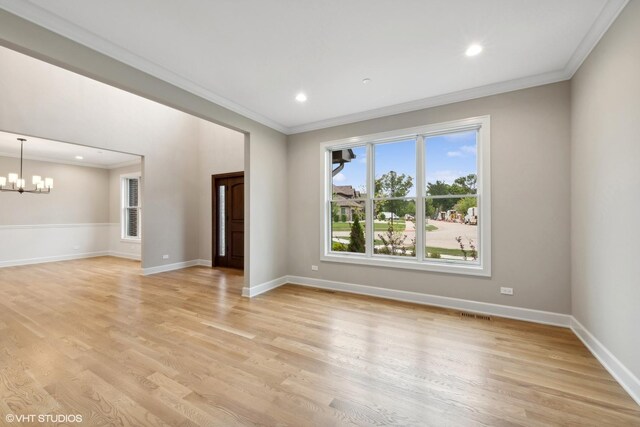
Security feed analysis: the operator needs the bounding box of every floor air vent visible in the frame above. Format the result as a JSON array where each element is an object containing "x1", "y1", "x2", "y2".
[{"x1": 459, "y1": 311, "x2": 491, "y2": 321}]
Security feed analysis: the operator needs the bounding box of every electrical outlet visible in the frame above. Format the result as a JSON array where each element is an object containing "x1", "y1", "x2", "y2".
[
  {"x1": 500, "y1": 287, "x2": 514, "y2": 296},
  {"x1": 162, "y1": 254, "x2": 169, "y2": 260},
  {"x1": 311, "y1": 265, "x2": 319, "y2": 271}
]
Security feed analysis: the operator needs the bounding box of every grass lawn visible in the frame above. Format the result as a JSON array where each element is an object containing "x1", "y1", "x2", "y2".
[
  {"x1": 333, "y1": 220, "x2": 406, "y2": 232},
  {"x1": 426, "y1": 246, "x2": 477, "y2": 258},
  {"x1": 425, "y1": 224, "x2": 438, "y2": 232}
]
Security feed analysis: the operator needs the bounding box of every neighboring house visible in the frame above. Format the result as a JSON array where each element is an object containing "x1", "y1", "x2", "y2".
[{"x1": 333, "y1": 185, "x2": 364, "y2": 221}]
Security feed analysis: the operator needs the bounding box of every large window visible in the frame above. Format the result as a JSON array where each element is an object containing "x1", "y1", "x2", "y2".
[
  {"x1": 322, "y1": 116, "x2": 491, "y2": 276},
  {"x1": 121, "y1": 173, "x2": 142, "y2": 241}
]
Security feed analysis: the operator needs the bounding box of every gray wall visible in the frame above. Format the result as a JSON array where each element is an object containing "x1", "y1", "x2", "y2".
[
  {"x1": 0, "y1": 156, "x2": 109, "y2": 224},
  {"x1": 197, "y1": 120, "x2": 245, "y2": 262},
  {"x1": 571, "y1": 1, "x2": 640, "y2": 377},
  {"x1": 0, "y1": 10, "x2": 288, "y2": 287},
  {"x1": 288, "y1": 82, "x2": 572, "y2": 313}
]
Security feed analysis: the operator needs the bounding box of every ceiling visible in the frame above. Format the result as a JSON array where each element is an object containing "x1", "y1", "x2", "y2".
[
  {"x1": 0, "y1": 131, "x2": 141, "y2": 169},
  {"x1": 0, "y1": 0, "x2": 628, "y2": 134}
]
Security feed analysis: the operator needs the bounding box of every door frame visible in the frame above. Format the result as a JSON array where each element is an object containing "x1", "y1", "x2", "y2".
[{"x1": 211, "y1": 171, "x2": 244, "y2": 268}]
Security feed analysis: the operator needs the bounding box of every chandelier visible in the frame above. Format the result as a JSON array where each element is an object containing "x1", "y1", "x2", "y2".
[{"x1": 0, "y1": 138, "x2": 54, "y2": 194}]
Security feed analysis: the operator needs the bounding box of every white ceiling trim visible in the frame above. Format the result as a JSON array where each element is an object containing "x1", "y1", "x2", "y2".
[
  {"x1": 288, "y1": 69, "x2": 570, "y2": 134},
  {"x1": 563, "y1": 0, "x2": 629, "y2": 76},
  {"x1": 0, "y1": 0, "x2": 629, "y2": 136}
]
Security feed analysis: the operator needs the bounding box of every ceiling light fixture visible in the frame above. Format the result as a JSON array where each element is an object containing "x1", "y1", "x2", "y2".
[
  {"x1": 75, "y1": 155, "x2": 84, "y2": 160},
  {"x1": 362, "y1": 78, "x2": 371, "y2": 84},
  {"x1": 0, "y1": 138, "x2": 53, "y2": 194},
  {"x1": 295, "y1": 92, "x2": 307, "y2": 103},
  {"x1": 465, "y1": 44, "x2": 483, "y2": 57}
]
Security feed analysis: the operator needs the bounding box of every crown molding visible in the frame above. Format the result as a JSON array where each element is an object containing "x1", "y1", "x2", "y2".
[
  {"x1": 0, "y1": 0, "x2": 628, "y2": 136},
  {"x1": 287, "y1": 69, "x2": 570, "y2": 134},
  {"x1": 562, "y1": 0, "x2": 629, "y2": 77}
]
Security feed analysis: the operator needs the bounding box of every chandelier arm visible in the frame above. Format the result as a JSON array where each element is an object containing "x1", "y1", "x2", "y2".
[{"x1": 20, "y1": 139, "x2": 24, "y2": 183}]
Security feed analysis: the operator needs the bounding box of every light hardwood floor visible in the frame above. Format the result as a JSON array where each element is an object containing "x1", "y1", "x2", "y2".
[{"x1": 0, "y1": 257, "x2": 638, "y2": 426}]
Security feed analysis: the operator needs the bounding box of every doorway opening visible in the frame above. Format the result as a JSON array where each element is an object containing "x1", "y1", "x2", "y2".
[{"x1": 212, "y1": 172, "x2": 244, "y2": 269}]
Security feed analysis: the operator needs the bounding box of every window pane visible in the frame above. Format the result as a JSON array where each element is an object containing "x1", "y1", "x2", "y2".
[
  {"x1": 128, "y1": 178, "x2": 139, "y2": 207},
  {"x1": 375, "y1": 139, "x2": 416, "y2": 197},
  {"x1": 425, "y1": 196, "x2": 479, "y2": 263},
  {"x1": 126, "y1": 208, "x2": 139, "y2": 238},
  {"x1": 373, "y1": 199, "x2": 416, "y2": 257},
  {"x1": 330, "y1": 201, "x2": 366, "y2": 253},
  {"x1": 331, "y1": 146, "x2": 366, "y2": 197},
  {"x1": 425, "y1": 130, "x2": 477, "y2": 196},
  {"x1": 219, "y1": 185, "x2": 226, "y2": 256}
]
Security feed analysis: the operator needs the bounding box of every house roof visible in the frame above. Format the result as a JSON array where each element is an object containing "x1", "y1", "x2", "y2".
[{"x1": 333, "y1": 185, "x2": 361, "y2": 198}]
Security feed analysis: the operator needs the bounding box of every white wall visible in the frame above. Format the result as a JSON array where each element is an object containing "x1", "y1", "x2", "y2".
[
  {"x1": 0, "y1": 156, "x2": 113, "y2": 265},
  {"x1": 0, "y1": 156, "x2": 147, "y2": 265},
  {"x1": 0, "y1": 157, "x2": 111, "y2": 267},
  {"x1": 0, "y1": 156, "x2": 110, "y2": 224},
  {"x1": 288, "y1": 82, "x2": 572, "y2": 314},
  {"x1": 0, "y1": 11, "x2": 288, "y2": 287},
  {"x1": 571, "y1": 1, "x2": 640, "y2": 380}
]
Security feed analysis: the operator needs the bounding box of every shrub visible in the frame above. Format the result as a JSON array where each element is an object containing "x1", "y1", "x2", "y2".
[
  {"x1": 347, "y1": 215, "x2": 365, "y2": 253},
  {"x1": 340, "y1": 214, "x2": 347, "y2": 222},
  {"x1": 332, "y1": 241, "x2": 347, "y2": 251}
]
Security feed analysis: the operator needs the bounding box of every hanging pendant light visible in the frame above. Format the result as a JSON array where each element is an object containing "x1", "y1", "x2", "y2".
[{"x1": 0, "y1": 138, "x2": 53, "y2": 194}]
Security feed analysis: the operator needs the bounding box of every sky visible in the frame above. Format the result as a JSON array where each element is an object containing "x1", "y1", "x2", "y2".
[{"x1": 332, "y1": 130, "x2": 477, "y2": 197}]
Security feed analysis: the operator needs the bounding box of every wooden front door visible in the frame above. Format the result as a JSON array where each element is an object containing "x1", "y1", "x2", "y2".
[{"x1": 213, "y1": 173, "x2": 244, "y2": 269}]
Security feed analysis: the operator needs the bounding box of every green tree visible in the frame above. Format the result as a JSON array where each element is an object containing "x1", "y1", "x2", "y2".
[
  {"x1": 375, "y1": 171, "x2": 414, "y2": 218},
  {"x1": 426, "y1": 174, "x2": 477, "y2": 218},
  {"x1": 347, "y1": 215, "x2": 365, "y2": 253},
  {"x1": 454, "y1": 197, "x2": 477, "y2": 215},
  {"x1": 453, "y1": 174, "x2": 477, "y2": 194}
]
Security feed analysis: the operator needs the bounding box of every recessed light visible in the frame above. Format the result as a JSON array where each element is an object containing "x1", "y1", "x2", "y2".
[
  {"x1": 465, "y1": 44, "x2": 483, "y2": 57},
  {"x1": 362, "y1": 78, "x2": 371, "y2": 84},
  {"x1": 75, "y1": 155, "x2": 84, "y2": 160},
  {"x1": 295, "y1": 92, "x2": 307, "y2": 103}
]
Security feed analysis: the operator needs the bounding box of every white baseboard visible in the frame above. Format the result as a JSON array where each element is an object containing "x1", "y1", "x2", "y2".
[
  {"x1": 108, "y1": 251, "x2": 141, "y2": 261},
  {"x1": 570, "y1": 317, "x2": 640, "y2": 406},
  {"x1": 142, "y1": 260, "x2": 201, "y2": 276},
  {"x1": 197, "y1": 259, "x2": 212, "y2": 267},
  {"x1": 241, "y1": 275, "x2": 570, "y2": 327},
  {"x1": 285, "y1": 275, "x2": 571, "y2": 327},
  {"x1": 0, "y1": 251, "x2": 110, "y2": 268},
  {"x1": 242, "y1": 276, "x2": 289, "y2": 298}
]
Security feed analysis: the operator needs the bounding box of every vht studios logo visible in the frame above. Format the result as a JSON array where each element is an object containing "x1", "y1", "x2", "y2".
[{"x1": 6, "y1": 413, "x2": 83, "y2": 423}]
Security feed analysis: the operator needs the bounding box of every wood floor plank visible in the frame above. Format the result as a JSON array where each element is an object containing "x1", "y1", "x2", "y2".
[{"x1": 0, "y1": 256, "x2": 637, "y2": 426}]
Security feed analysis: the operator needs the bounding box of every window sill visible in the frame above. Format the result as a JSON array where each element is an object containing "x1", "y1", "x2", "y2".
[
  {"x1": 320, "y1": 253, "x2": 490, "y2": 277},
  {"x1": 121, "y1": 238, "x2": 141, "y2": 244}
]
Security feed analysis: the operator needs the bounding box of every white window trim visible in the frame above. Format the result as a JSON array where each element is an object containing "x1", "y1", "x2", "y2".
[
  {"x1": 121, "y1": 172, "x2": 142, "y2": 242},
  {"x1": 319, "y1": 116, "x2": 491, "y2": 277}
]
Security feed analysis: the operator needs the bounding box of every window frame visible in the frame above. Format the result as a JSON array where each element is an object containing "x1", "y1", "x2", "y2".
[
  {"x1": 121, "y1": 172, "x2": 142, "y2": 242},
  {"x1": 320, "y1": 116, "x2": 491, "y2": 277}
]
